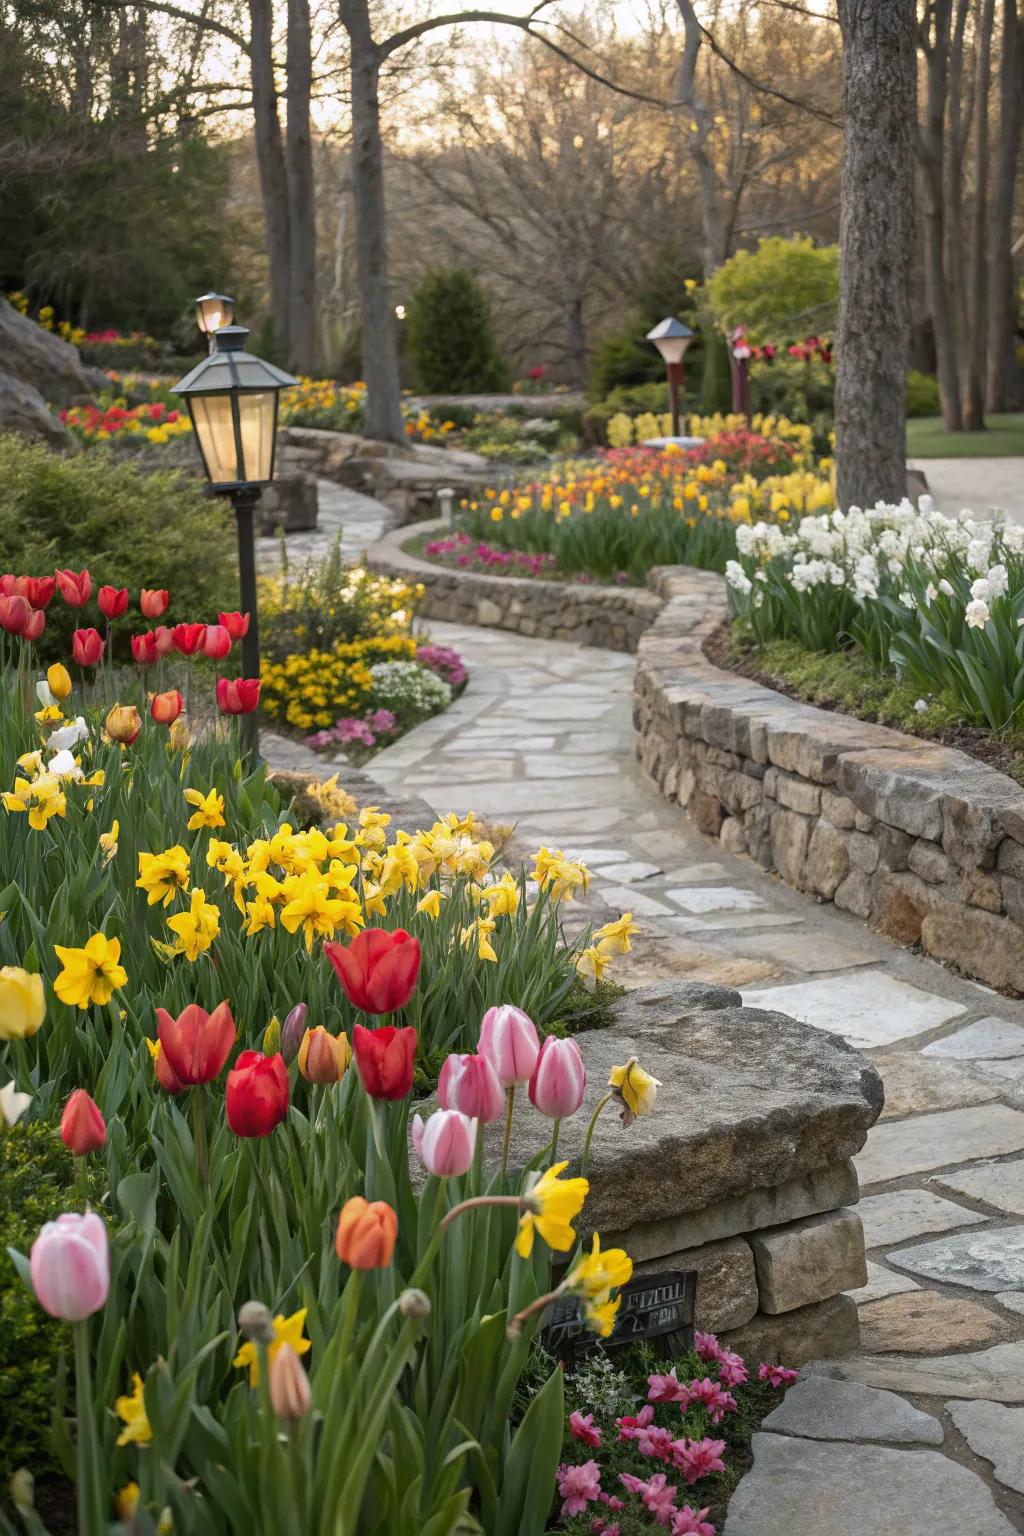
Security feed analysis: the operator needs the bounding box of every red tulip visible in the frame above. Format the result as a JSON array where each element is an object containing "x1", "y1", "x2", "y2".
[
  {"x1": 351, "y1": 1023, "x2": 417, "y2": 1100},
  {"x1": 60, "y1": 1089, "x2": 106, "y2": 1155},
  {"x1": 72, "y1": 627, "x2": 104, "y2": 666},
  {"x1": 24, "y1": 576, "x2": 56, "y2": 609},
  {"x1": 171, "y1": 622, "x2": 206, "y2": 657},
  {"x1": 324, "y1": 928, "x2": 421, "y2": 1015},
  {"x1": 22, "y1": 608, "x2": 46, "y2": 642},
  {"x1": 0, "y1": 595, "x2": 31, "y2": 635},
  {"x1": 153, "y1": 625, "x2": 175, "y2": 656},
  {"x1": 217, "y1": 676, "x2": 261, "y2": 714},
  {"x1": 219, "y1": 610, "x2": 250, "y2": 639},
  {"x1": 148, "y1": 1039, "x2": 185, "y2": 1095},
  {"x1": 150, "y1": 689, "x2": 183, "y2": 725},
  {"x1": 202, "y1": 623, "x2": 232, "y2": 660},
  {"x1": 55, "y1": 569, "x2": 92, "y2": 607},
  {"x1": 98, "y1": 585, "x2": 128, "y2": 620},
  {"x1": 132, "y1": 631, "x2": 160, "y2": 665},
  {"x1": 156, "y1": 1000, "x2": 236, "y2": 1085},
  {"x1": 226, "y1": 1050, "x2": 289, "y2": 1137},
  {"x1": 140, "y1": 588, "x2": 169, "y2": 619},
  {"x1": 0, "y1": 574, "x2": 15, "y2": 596}
]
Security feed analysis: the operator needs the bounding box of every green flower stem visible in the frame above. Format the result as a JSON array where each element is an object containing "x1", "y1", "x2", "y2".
[
  {"x1": 500, "y1": 1085, "x2": 515, "y2": 1178},
  {"x1": 580, "y1": 1092, "x2": 611, "y2": 1179},
  {"x1": 550, "y1": 1117, "x2": 561, "y2": 1162},
  {"x1": 72, "y1": 1318, "x2": 106, "y2": 1536},
  {"x1": 191, "y1": 1087, "x2": 208, "y2": 1185}
]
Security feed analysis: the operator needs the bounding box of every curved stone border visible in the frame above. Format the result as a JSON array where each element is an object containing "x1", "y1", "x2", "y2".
[
  {"x1": 635, "y1": 570, "x2": 1024, "y2": 994},
  {"x1": 367, "y1": 518, "x2": 665, "y2": 652}
]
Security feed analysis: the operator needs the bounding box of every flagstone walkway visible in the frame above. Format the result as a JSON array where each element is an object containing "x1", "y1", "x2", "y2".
[{"x1": 363, "y1": 617, "x2": 1024, "y2": 1532}]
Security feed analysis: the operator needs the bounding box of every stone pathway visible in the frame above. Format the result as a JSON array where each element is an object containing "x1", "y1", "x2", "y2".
[
  {"x1": 363, "y1": 618, "x2": 1024, "y2": 1532},
  {"x1": 255, "y1": 478, "x2": 401, "y2": 575},
  {"x1": 909, "y1": 456, "x2": 1022, "y2": 520}
]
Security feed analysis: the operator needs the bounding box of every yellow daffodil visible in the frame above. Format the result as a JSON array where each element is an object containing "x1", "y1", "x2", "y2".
[
  {"x1": 478, "y1": 871, "x2": 520, "y2": 917},
  {"x1": 593, "y1": 912, "x2": 638, "y2": 957},
  {"x1": 53, "y1": 934, "x2": 127, "y2": 1009},
  {"x1": 244, "y1": 892, "x2": 277, "y2": 936},
  {"x1": 184, "y1": 786, "x2": 225, "y2": 831},
  {"x1": 3, "y1": 772, "x2": 66, "y2": 830},
  {"x1": 232, "y1": 1308, "x2": 311, "y2": 1387},
  {"x1": 99, "y1": 820, "x2": 120, "y2": 865},
  {"x1": 567, "y1": 1233, "x2": 633, "y2": 1337},
  {"x1": 280, "y1": 872, "x2": 359, "y2": 952},
  {"x1": 136, "y1": 846, "x2": 190, "y2": 907},
  {"x1": 166, "y1": 888, "x2": 220, "y2": 961},
  {"x1": 416, "y1": 889, "x2": 444, "y2": 918},
  {"x1": 0, "y1": 967, "x2": 45, "y2": 1039},
  {"x1": 515, "y1": 1162, "x2": 589, "y2": 1259},
  {"x1": 460, "y1": 916, "x2": 497, "y2": 962},
  {"x1": 115, "y1": 1373, "x2": 152, "y2": 1446},
  {"x1": 575, "y1": 945, "x2": 608, "y2": 992},
  {"x1": 608, "y1": 1057, "x2": 661, "y2": 1125},
  {"x1": 531, "y1": 847, "x2": 589, "y2": 901},
  {"x1": 115, "y1": 1485, "x2": 140, "y2": 1522}
]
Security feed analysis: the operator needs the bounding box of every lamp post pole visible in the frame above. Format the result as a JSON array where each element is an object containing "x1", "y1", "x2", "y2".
[
  {"x1": 229, "y1": 486, "x2": 262, "y2": 761},
  {"x1": 667, "y1": 361, "x2": 683, "y2": 438}
]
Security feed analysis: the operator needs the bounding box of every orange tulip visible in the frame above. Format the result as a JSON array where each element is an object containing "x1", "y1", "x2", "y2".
[
  {"x1": 335, "y1": 1197, "x2": 397, "y2": 1270},
  {"x1": 105, "y1": 703, "x2": 141, "y2": 745},
  {"x1": 297, "y1": 1026, "x2": 350, "y2": 1084},
  {"x1": 150, "y1": 690, "x2": 183, "y2": 725}
]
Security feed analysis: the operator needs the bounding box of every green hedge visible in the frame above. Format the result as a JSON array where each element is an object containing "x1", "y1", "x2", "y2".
[{"x1": 0, "y1": 434, "x2": 236, "y2": 658}]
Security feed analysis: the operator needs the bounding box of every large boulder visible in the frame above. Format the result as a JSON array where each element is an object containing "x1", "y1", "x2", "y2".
[
  {"x1": 0, "y1": 299, "x2": 107, "y2": 447},
  {"x1": 0, "y1": 371, "x2": 71, "y2": 448}
]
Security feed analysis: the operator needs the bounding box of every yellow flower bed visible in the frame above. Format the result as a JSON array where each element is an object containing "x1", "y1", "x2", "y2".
[
  {"x1": 606, "y1": 409, "x2": 815, "y2": 458},
  {"x1": 260, "y1": 634, "x2": 418, "y2": 732}
]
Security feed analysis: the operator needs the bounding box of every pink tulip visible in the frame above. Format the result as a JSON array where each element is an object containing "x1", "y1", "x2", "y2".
[
  {"x1": 411, "y1": 1109, "x2": 476, "y2": 1176},
  {"x1": 202, "y1": 623, "x2": 232, "y2": 661},
  {"x1": 438, "y1": 1051, "x2": 506, "y2": 1122},
  {"x1": 479, "y1": 1005, "x2": 539, "y2": 1088},
  {"x1": 528, "y1": 1036, "x2": 586, "y2": 1119},
  {"x1": 30, "y1": 1211, "x2": 109, "y2": 1320}
]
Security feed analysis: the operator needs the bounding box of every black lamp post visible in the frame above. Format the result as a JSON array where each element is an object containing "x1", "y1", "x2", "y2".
[
  {"x1": 194, "y1": 292, "x2": 235, "y2": 352},
  {"x1": 646, "y1": 317, "x2": 693, "y2": 438},
  {"x1": 171, "y1": 325, "x2": 296, "y2": 758}
]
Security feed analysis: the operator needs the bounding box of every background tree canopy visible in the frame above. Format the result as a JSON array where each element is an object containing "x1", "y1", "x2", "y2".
[{"x1": 704, "y1": 237, "x2": 840, "y2": 347}]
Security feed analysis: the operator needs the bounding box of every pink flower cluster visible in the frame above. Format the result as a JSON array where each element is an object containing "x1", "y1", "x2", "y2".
[
  {"x1": 305, "y1": 709, "x2": 398, "y2": 752},
  {"x1": 617, "y1": 1407, "x2": 727, "y2": 1483},
  {"x1": 417, "y1": 642, "x2": 468, "y2": 688},
  {"x1": 425, "y1": 532, "x2": 558, "y2": 579}
]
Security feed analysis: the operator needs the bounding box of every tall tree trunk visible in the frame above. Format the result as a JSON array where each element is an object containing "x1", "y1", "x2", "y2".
[
  {"x1": 964, "y1": 0, "x2": 996, "y2": 428},
  {"x1": 566, "y1": 293, "x2": 587, "y2": 389},
  {"x1": 987, "y1": 0, "x2": 1022, "y2": 410},
  {"x1": 285, "y1": 0, "x2": 316, "y2": 374},
  {"x1": 945, "y1": 0, "x2": 970, "y2": 422},
  {"x1": 835, "y1": 0, "x2": 916, "y2": 509},
  {"x1": 919, "y1": 0, "x2": 962, "y2": 430},
  {"x1": 341, "y1": 0, "x2": 404, "y2": 442},
  {"x1": 250, "y1": 0, "x2": 291, "y2": 356},
  {"x1": 675, "y1": 0, "x2": 728, "y2": 276}
]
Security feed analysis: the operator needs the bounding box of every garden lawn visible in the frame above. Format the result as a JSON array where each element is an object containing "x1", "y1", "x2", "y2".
[{"x1": 906, "y1": 412, "x2": 1024, "y2": 457}]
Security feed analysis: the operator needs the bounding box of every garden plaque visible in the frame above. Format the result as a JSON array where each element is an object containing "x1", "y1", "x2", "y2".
[{"x1": 542, "y1": 1270, "x2": 697, "y2": 1367}]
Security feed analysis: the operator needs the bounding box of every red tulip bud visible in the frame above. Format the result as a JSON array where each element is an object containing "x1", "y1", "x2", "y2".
[{"x1": 60, "y1": 1089, "x2": 106, "y2": 1155}]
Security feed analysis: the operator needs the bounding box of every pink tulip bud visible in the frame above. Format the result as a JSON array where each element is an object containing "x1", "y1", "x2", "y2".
[
  {"x1": 438, "y1": 1051, "x2": 506, "y2": 1122},
  {"x1": 269, "y1": 1342, "x2": 312, "y2": 1420},
  {"x1": 528, "y1": 1036, "x2": 586, "y2": 1119},
  {"x1": 411, "y1": 1109, "x2": 476, "y2": 1176},
  {"x1": 29, "y1": 1211, "x2": 110, "y2": 1320},
  {"x1": 479, "y1": 1005, "x2": 539, "y2": 1088}
]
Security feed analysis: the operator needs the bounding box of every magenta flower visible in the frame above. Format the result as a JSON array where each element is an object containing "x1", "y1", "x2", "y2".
[
  {"x1": 599, "y1": 1493, "x2": 625, "y2": 1511},
  {"x1": 685, "y1": 1377, "x2": 738, "y2": 1424},
  {"x1": 758, "y1": 1362, "x2": 798, "y2": 1389},
  {"x1": 617, "y1": 1404, "x2": 655, "y2": 1442},
  {"x1": 557, "y1": 1459, "x2": 602, "y2": 1517},
  {"x1": 569, "y1": 1410, "x2": 602, "y2": 1447},
  {"x1": 619, "y1": 1471, "x2": 679, "y2": 1525},
  {"x1": 593, "y1": 1525, "x2": 621, "y2": 1536},
  {"x1": 717, "y1": 1350, "x2": 748, "y2": 1387},
  {"x1": 648, "y1": 1367, "x2": 690, "y2": 1403},
  {"x1": 672, "y1": 1506, "x2": 716, "y2": 1535},
  {"x1": 675, "y1": 1437, "x2": 727, "y2": 1485},
  {"x1": 693, "y1": 1330, "x2": 723, "y2": 1362},
  {"x1": 637, "y1": 1424, "x2": 677, "y2": 1463},
  {"x1": 366, "y1": 708, "x2": 397, "y2": 735}
]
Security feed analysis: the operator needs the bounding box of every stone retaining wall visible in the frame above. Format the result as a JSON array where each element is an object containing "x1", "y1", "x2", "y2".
[
  {"x1": 368, "y1": 518, "x2": 665, "y2": 652},
  {"x1": 508, "y1": 982, "x2": 882, "y2": 1363},
  {"x1": 635, "y1": 568, "x2": 1024, "y2": 994}
]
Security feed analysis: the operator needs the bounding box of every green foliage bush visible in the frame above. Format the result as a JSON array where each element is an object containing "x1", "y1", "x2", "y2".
[
  {"x1": 906, "y1": 370, "x2": 941, "y2": 417},
  {"x1": 405, "y1": 268, "x2": 509, "y2": 393},
  {"x1": 0, "y1": 435, "x2": 236, "y2": 658},
  {"x1": 0, "y1": 1122, "x2": 100, "y2": 1487},
  {"x1": 705, "y1": 236, "x2": 839, "y2": 345}
]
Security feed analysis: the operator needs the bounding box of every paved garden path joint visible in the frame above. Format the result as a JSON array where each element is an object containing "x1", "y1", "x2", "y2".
[{"x1": 364, "y1": 618, "x2": 1024, "y2": 1532}]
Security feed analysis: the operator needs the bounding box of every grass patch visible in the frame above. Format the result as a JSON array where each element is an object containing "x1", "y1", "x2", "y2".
[{"x1": 906, "y1": 412, "x2": 1024, "y2": 458}]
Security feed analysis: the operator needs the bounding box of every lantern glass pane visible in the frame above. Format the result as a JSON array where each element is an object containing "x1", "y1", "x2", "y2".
[
  {"x1": 238, "y1": 392, "x2": 275, "y2": 482},
  {"x1": 196, "y1": 296, "x2": 233, "y2": 334},
  {"x1": 653, "y1": 335, "x2": 691, "y2": 365},
  {"x1": 190, "y1": 394, "x2": 239, "y2": 483}
]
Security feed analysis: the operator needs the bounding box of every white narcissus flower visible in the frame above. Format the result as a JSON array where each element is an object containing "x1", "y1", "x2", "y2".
[
  {"x1": 965, "y1": 598, "x2": 991, "y2": 629},
  {"x1": 47, "y1": 717, "x2": 89, "y2": 753},
  {"x1": 35, "y1": 680, "x2": 55, "y2": 709},
  {"x1": 1, "y1": 1079, "x2": 32, "y2": 1126},
  {"x1": 47, "y1": 749, "x2": 82, "y2": 781},
  {"x1": 914, "y1": 699, "x2": 929, "y2": 714}
]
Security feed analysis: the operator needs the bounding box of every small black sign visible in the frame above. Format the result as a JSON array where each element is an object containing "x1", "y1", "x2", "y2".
[{"x1": 541, "y1": 1269, "x2": 697, "y2": 1367}]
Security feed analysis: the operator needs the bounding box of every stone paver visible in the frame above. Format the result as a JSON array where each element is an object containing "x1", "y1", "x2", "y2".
[
  {"x1": 266, "y1": 577, "x2": 1024, "y2": 1529},
  {"x1": 852, "y1": 1259, "x2": 920, "y2": 1302},
  {"x1": 888, "y1": 1227, "x2": 1024, "y2": 1293},
  {"x1": 760, "y1": 1376, "x2": 943, "y2": 1444},
  {"x1": 909, "y1": 456, "x2": 1022, "y2": 520},
  {"x1": 935, "y1": 1158, "x2": 1024, "y2": 1216},
  {"x1": 256, "y1": 477, "x2": 401, "y2": 574},
  {"x1": 947, "y1": 1400, "x2": 1024, "y2": 1495}
]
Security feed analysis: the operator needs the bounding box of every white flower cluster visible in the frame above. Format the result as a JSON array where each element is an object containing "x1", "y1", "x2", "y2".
[{"x1": 369, "y1": 659, "x2": 452, "y2": 719}]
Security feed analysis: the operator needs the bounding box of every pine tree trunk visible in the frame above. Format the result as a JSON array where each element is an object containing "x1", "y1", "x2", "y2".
[
  {"x1": 919, "y1": 0, "x2": 963, "y2": 430},
  {"x1": 250, "y1": 0, "x2": 291, "y2": 356},
  {"x1": 987, "y1": 0, "x2": 1022, "y2": 411},
  {"x1": 342, "y1": 0, "x2": 404, "y2": 442},
  {"x1": 964, "y1": 0, "x2": 996, "y2": 428},
  {"x1": 285, "y1": 0, "x2": 317, "y2": 374},
  {"x1": 835, "y1": 0, "x2": 916, "y2": 509}
]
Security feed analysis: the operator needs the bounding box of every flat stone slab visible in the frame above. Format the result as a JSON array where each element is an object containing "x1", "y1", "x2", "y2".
[
  {"x1": 888, "y1": 1225, "x2": 1024, "y2": 1292},
  {"x1": 857, "y1": 1290, "x2": 1013, "y2": 1355},
  {"x1": 723, "y1": 1434, "x2": 1018, "y2": 1536},
  {"x1": 935, "y1": 1157, "x2": 1024, "y2": 1215},
  {"x1": 857, "y1": 1188, "x2": 986, "y2": 1248},
  {"x1": 667, "y1": 885, "x2": 768, "y2": 914},
  {"x1": 874, "y1": 1051, "x2": 1001, "y2": 1118},
  {"x1": 997, "y1": 1290, "x2": 1024, "y2": 1315},
  {"x1": 595, "y1": 884, "x2": 676, "y2": 916},
  {"x1": 510, "y1": 981, "x2": 883, "y2": 1236},
  {"x1": 591, "y1": 860, "x2": 661, "y2": 882},
  {"x1": 852, "y1": 1260, "x2": 920, "y2": 1303},
  {"x1": 742, "y1": 970, "x2": 966, "y2": 1050},
  {"x1": 761, "y1": 1376, "x2": 943, "y2": 1445},
  {"x1": 733, "y1": 932, "x2": 879, "y2": 973},
  {"x1": 947, "y1": 1399, "x2": 1024, "y2": 1495},
  {"x1": 835, "y1": 1339, "x2": 1024, "y2": 1401},
  {"x1": 923, "y1": 1017, "x2": 1024, "y2": 1061},
  {"x1": 855, "y1": 1104, "x2": 1024, "y2": 1186}
]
